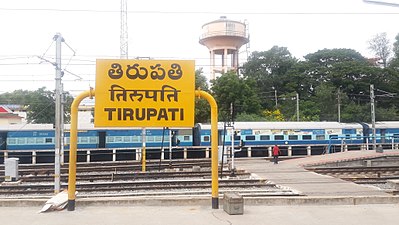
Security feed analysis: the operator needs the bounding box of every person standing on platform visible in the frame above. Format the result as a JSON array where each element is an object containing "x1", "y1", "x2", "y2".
[{"x1": 272, "y1": 145, "x2": 281, "y2": 164}]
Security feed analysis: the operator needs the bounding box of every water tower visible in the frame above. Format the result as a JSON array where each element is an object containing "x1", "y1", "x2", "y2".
[{"x1": 199, "y1": 16, "x2": 249, "y2": 80}]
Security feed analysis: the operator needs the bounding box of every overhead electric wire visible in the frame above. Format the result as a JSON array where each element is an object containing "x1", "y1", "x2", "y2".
[{"x1": 0, "y1": 7, "x2": 398, "y2": 15}]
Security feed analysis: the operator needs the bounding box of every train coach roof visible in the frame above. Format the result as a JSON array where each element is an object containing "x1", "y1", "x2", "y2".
[
  {"x1": 197, "y1": 122, "x2": 363, "y2": 130},
  {"x1": 0, "y1": 123, "x2": 54, "y2": 131},
  {"x1": 373, "y1": 121, "x2": 399, "y2": 128}
]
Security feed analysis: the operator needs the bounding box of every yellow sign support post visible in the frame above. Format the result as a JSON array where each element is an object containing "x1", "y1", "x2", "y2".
[
  {"x1": 67, "y1": 89, "x2": 95, "y2": 211},
  {"x1": 195, "y1": 90, "x2": 219, "y2": 209}
]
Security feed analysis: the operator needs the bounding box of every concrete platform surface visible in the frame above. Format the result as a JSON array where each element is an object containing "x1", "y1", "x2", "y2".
[
  {"x1": 2, "y1": 204, "x2": 399, "y2": 225},
  {"x1": 235, "y1": 150, "x2": 399, "y2": 199},
  {"x1": 2, "y1": 149, "x2": 399, "y2": 224}
]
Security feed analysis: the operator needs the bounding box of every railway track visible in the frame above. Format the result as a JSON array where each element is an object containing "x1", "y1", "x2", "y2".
[
  {"x1": 306, "y1": 166, "x2": 399, "y2": 193},
  {"x1": 0, "y1": 179, "x2": 286, "y2": 195},
  {"x1": 306, "y1": 166, "x2": 399, "y2": 177},
  {"x1": 0, "y1": 159, "x2": 213, "y2": 177},
  {"x1": 18, "y1": 170, "x2": 253, "y2": 183},
  {"x1": 1, "y1": 159, "x2": 301, "y2": 197}
]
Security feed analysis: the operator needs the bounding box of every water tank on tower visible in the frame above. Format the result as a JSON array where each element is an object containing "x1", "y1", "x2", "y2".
[{"x1": 199, "y1": 16, "x2": 249, "y2": 80}]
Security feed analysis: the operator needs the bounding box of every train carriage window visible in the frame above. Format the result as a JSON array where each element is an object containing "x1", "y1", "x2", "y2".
[
  {"x1": 245, "y1": 135, "x2": 255, "y2": 141},
  {"x1": 36, "y1": 138, "x2": 44, "y2": 144},
  {"x1": 183, "y1": 135, "x2": 190, "y2": 141},
  {"x1": 302, "y1": 135, "x2": 312, "y2": 140},
  {"x1": 316, "y1": 135, "x2": 325, "y2": 140},
  {"x1": 80, "y1": 137, "x2": 88, "y2": 143},
  {"x1": 114, "y1": 136, "x2": 123, "y2": 142},
  {"x1": 17, "y1": 138, "x2": 26, "y2": 145},
  {"x1": 90, "y1": 137, "x2": 97, "y2": 143},
  {"x1": 203, "y1": 135, "x2": 210, "y2": 142},
  {"x1": 107, "y1": 136, "x2": 115, "y2": 143},
  {"x1": 329, "y1": 135, "x2": 338, "y2": 140},
  {"x1": 288, "y1": 135, "x2": 298, "y2": 140},
  {"x1": 155, "y1": 136, "x2": 162, "y2": 142},
  {"x1": 27, "y1": 138, "x2": 35, "y2": 144},
  {"x1": 260, "y1": 135, "x2": 270, "y2": 140},
  {"x1": 147, "y1": 136, "x2": 155, "y2": 142},
  {"x1": 274, "y1": 135, "x2": 284, "y2": 140},
  {"x1": 7, "y1": 138, "x2": 16, "y2": 145},
  {"x1": 123, "y1": 136, "x2": 131, "y2": 142},
  {"x1": 132, "y1": 136, "x2": 139, "y2": 142},
  {"x1": 45, "y1": 138, "x2": 53, "y2": 144}
]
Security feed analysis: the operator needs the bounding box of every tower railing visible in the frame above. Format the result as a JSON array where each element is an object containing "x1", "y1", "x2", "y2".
[{"x1": 200, "y1": 30, "x2": 248, "y2": 39}]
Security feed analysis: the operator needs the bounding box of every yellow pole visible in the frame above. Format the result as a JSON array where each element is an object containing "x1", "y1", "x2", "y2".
[
  {"x1": 67, "y1": 89, "x2": 95, "y2": 211},
  {"x1": 195, "y1": 90, "x2": 219, "y2": 209},
  {"x1": 142, "y1": 127, "x2": 146, "y2": 172},
  {"x1": 142, "y1": 146, "x2": 146, "y2": 171}
]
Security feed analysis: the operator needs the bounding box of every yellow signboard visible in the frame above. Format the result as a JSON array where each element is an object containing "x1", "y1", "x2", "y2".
[{"x1": 94, "y1": 59, "x2": 195, "y2": 127}]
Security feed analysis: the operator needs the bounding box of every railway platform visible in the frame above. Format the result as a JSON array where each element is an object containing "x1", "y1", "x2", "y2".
[
  {"x1": 235, "y1": 149, "x2": 399, "y2": 205},
  {"x1": 2, "y1": 149, "x2": 399, "y2": 225}
]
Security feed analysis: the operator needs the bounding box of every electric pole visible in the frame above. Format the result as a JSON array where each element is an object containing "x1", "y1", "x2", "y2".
[
  {"x1": 370, "y1": 84, "x2": 377, "y2": 151},
  {"x1": 369, "y1": 85, "x2": 395, "y2": 152},
  {"x1": 296, "y1": 92, "x2": 299, "y2": 121},
  {"x1": 54, "y1": 33, "x2": 64, "y2": 193},
  {"x1": 337, "y1": 88, "x2": 341, "y2": 123}
]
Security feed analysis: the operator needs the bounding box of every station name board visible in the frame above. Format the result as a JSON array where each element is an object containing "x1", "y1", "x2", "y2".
[{"x1": 94, "y1": 59, "x2": 195, "y2": 127}]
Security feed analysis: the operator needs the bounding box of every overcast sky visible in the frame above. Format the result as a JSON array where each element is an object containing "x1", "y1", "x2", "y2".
[{"x1": 0, "y1": 0, "x2": 398, "y2": 97}]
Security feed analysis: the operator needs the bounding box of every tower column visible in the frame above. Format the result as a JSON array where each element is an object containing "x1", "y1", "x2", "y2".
[
  {"x1": 210, "y1": 50, "x2": 216, "y2": 80},
  {"x1": 223, "y1": 48, "x2": 228, "y2": 73}
]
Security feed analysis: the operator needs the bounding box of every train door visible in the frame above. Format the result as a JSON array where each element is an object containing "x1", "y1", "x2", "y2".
[
  {"x1": 0, "y1": 131, "x2": 6, "y2": 150},
  {"x1": 98, "y1": 131, "x2": 106, "y2": 148},
  {"x1": 218, "y1": 130, "x2": 226, "y2": 145},
  {"x1": 380, "y1": 129, "x2": 386, "y2": 143},
  {"x1": 192, "y1": 124, "x2": 201, "y2": 146}
]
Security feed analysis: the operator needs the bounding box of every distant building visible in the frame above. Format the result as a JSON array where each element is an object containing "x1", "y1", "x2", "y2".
[
  {"x1": 0, "y1": 105, "x2": 23, "y2": 125},
  {"x1": 367, "y1": 57, "x2": 384, "y2": 67},
  {"x1": 0, "y1": 104, "x2": 93, "y2": 126}
]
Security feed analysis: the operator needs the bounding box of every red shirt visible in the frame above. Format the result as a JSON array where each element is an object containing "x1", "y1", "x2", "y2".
[{"x1": 272, "y1": 145, "x2": 280, "y2": 156}]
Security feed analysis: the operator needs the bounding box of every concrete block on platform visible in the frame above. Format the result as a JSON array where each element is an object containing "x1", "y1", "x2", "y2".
[{"x1": 223, "y1": 192, "x2": 244, "y2": 215}]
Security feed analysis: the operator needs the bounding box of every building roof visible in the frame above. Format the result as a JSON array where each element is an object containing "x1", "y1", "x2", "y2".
[
  {"x1": 0, "y1": 105, "x2": 10, "y2": 113},
  {"x1": 0, "y1": 113, "x2": 22, "y2": 119}
]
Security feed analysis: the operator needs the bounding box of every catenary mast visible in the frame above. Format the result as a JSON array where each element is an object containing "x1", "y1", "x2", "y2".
[{"x1": 120, "y1": 0, "x2": 128, "y2": 59}]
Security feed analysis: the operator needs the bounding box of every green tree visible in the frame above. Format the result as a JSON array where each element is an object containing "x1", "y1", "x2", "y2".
[
  {"x1": 211, "y1": 71, "x2": 261, "y2": 122},
  {"x1": 194, "y1": 68, "x2": 211, "y2": 123},
  {"x1": 376, "y1": 106, "x2": 399, "y2": 121},
  {"x1": 241, "y1": 46, "x2": 297, "y2": 109},
  {"x1": 303, "y1": 48, "x2": 370, "y2": 91},
  {"x1": 235, "y1": 113, "x2": 266, "y2": 122},
  {"x1": 262, "y1": 109, "x2": 285, "y2": 121},
  {"x1": 26, "y1": 88, "x2": 55, "y2": 123},
  {"x1": 389, "y1": 33, "x2": 399, "y2": 69},
  {"x1": 340, "y1": 102, "x2": 370, "y2": 123},
  {"x1": 0, "y1": 87, "x2": 74, "y2": 124}
]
